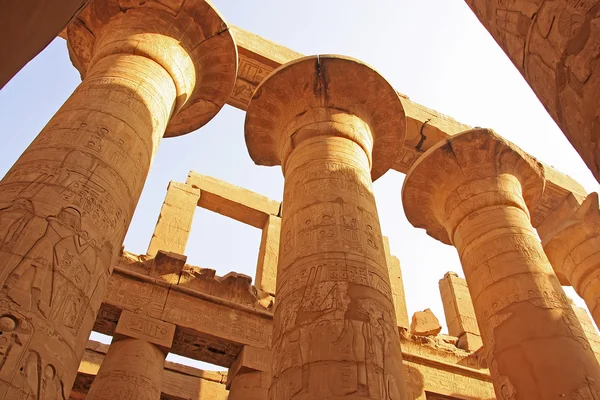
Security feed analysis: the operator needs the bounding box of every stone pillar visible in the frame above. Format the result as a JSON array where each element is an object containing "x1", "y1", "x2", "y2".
[
  {"x1": 0, "y1": 2, "x2": 237, "y2": 397},
  {"x1": 439, "y1": 272, "x2": 482, "y2": 351},
  {"x1": 544, "y1": 192, "x2": 600, "y2": 328},
  {"x1": 0, "y1": 0, "x2": 91, "y2": 89},
  {"x1": 147, "y1": 181, "x2": 201, "y2": 257},
  {"x1": 86, "y1": 310, "x2": 175, "y2": 399},
  {"x1": 245, "y1": 55, "x2": 409, "y2": 399},
  {"x1": 227, "y1": 346, "x2": 271, "y2": 400},
  {"x1": 402, "y1": 128, "x2": 600, "y2": 399},
  {"x1": 463, "y1": 1, "x2": 600, "y2": 182},
  {"x1": 383, "y1": 237, "x2": 410, "y2": 329},
  {"x1": 255, "y1": 215, "x2": 281, "y2": 296}
]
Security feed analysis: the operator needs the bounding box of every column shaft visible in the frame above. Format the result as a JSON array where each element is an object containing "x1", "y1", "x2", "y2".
[
  {"x1": 454, "y1": 201, "x2": 600, "y2": 398},
  {"x1": 272, "y1": 135, "x2": 406, "y2": 399},
  {"x1": 0, "y1": 53, "x2": 175, "y2": 397},
  {"x1": 86, "y1": 338, "x2": 165, "y2": 400}
]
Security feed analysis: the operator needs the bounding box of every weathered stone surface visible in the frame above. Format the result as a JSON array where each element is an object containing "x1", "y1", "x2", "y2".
[
  {"x1": 383, "y1": 236, "x2": 410, "y2": 329},
  {"x1": 86, "y1": 338, "x2": 165, "y2": 400},
  {"x1": 0, "y1": 0, "x2": 91, "y2": 89},
  {"x1": 544, "y1": 192, "x2": 600, "y2": 328},
  {"x1": 439, "y1": 272, "x2": 482, "y2": 351},
  {"x1": 227, "y1": 346, "x2": 271, "y2": 400},
  {"x1": 72, "y1": 340, "x2": 229, "y2": 400},
  {"x1": 114, "y1": 310, "x2": 175, "y2": 350},
  {"x1": 186, "y1": 171, "x2": 281, "y2": 229},
  {"x1": 147, "y1": 182, "x2": 200, "y2": 257},
  {"x1": 464, "y1": 0, "x2": 600, "y2": 182},
  {"x1": 246, "y1": 55, "x2": 408, "y2": 399},
  {"x1": 410, "y1": 309, "x2": 443, "y2": 337},
  {"x1": 0, "y1": 1, "x2": 237, "y2": 396},
  {"x1": 255, "y1": 215, "x2": 280, "y2": 296},
  {"x1": 403, "y1": 128, "x2": 600, "y2": 399}
]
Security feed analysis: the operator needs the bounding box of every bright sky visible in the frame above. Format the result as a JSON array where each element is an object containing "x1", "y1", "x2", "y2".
[{"x1": 1, "y1": 0, "x2": 599, "y2": 370}]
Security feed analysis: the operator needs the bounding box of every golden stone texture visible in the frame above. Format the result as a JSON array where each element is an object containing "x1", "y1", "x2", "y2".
[
  {"x1": 85, "y1": 338, "x2": 165, "y2": 400},
  {"x1": 245, "y1": 55, "x2": 408, "y2": 399},
  {"x1": 403, "y1": 128, "x2": 600, "y2": 399},
  {"x1": 0, "y1": 1, "x2": 237, "y2": 398},
  {"x1": 465, "y1": 0, "x2": 600, "y2": 182},
  {"x1": 544, "y1": 192, "x2": 600, "y2": 328}
]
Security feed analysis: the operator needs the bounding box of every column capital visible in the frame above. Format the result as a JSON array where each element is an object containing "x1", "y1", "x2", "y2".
[
  {"x1": 66, "y1": 0, "x2": 238, "y2": 137},
  {"x1": 244, "y1": 55, "x2": 406, "y2": 180},
  {"x1": 402, "y1": 128, "x2": 545, "y2": 245},
  {"x1": 544, "y1": 192, "x2": 600, "y2": 292},
  {"x1": 227, "y1": 345, "x2": 271, "y2": 389}
]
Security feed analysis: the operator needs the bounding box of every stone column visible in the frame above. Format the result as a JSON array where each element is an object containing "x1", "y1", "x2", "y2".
[
  {"x1": 255, "y1": 215, "x2": 281, "y2": 296},
  {"x1": 544, "y1": 192, "x2": 600, "y2": 328},
  {"x1": 439, "y1": 272, "x2": 482, "y2": 351},
  {"x1": 402, "y1": 128, "x2": 600, "y2": 399},
  {"x1": 463, "y1": 1, "x2": 600, "y2": 182},
  {"x1": 0, "y1": 2, "x2": 237, "y2": 398},
  {"x1": 383, "y1": 237, "x2": 410, "y2": 329},
  {"x1": 227, "y1": 346, "x2": 271, "y2": 400},
  {"x1": 86, "y1": 310, "x2": 175, "y2": 400},
  {"x1": 147, "y1": 181, "x2": 201, "y2": 257},
  {"x1": 0, "y1": 0, "x2": 91, "y2": 89},
  {"x1": 245, "y1": 55, "x2": 409, "y2": 399}
]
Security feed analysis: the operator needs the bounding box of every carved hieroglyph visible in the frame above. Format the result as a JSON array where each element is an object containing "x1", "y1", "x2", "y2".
[
  {"x1": 86, "y1": 310, "x2": 175, "y2": 400},
  {"x1": 464, "y1": 0, "x2": 600, "y2": 181},
  {"x1": 147, "y1": 182, "x2": 201, "y2": 257},
  {"x1": 245, "y1": 55, "x2": 409, "y2": 399},
  {"x1": 402, "y1": 128, "x2": 600, "y2": 399},
  {"x1": 544, "y1": 192, "x2": 600, "y2": 328},
  {"x1": 0, "y1": 1, "x2": 237, "y2": 397}
]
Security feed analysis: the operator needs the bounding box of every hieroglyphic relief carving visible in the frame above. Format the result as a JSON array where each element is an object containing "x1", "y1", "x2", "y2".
[
  {"x1": 402, "y1": 128, "x2": 600, "y2": 399},
  {"x1": 465, "y1": 0, "x2": 600, "y2": 181},
  {"x1": 245, "y1": 56, "x2": 408, "y2": 399}
]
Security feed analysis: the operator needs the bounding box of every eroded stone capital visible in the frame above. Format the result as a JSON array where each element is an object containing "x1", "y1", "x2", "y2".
[
  {"x1": 66, "y1": 0, "x2": 238, "y2": 137},
  {"x1": 544, "y1": 192, "x2": 600, "y2": 293},
  {"x1": 402, "y1": 128, "x2": 545, "y2": 245},
  {"x1": 244, "y1": 55, "x2": 406, "y2": 180}
]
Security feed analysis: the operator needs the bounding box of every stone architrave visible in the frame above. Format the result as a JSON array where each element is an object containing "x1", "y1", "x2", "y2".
[
  {"x1": 463, "y1": 1, "x2": 600, "y2": 182},
  {"x1": 383, "y1": 236, "x2": 410, "y2": 328},
  {"x1": 439, "y1": 272, "x2": 482, "y2": 351},
  {"x1": 227, "y1": 346, "x2": 271, "y2": 400},
  {"x1": 147, "y1": 182, "x2": 201, "y2": 257},
  {"x1": 0, "y1": 1, "x2": 237, "y2": 397},
  {"x1": 0, "y1": 0, "x2": 91, "y2": 89},
  {"x1": 402, "y1": 128, "x2": 600, "y2": 399},
  {"x1": 86, "y1": 310, "x2": 175, "y2": 400},
  {"x1": 544, "y1": 192, "x2": 600, "y2": 328},
  {"x1": 245, "y1": 55, "x2": 409, "y2": 399}
]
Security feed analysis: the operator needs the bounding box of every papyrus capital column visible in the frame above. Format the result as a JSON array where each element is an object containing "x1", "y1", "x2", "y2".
[
  {"x1": 463, "y1": 1, "x2": 600, "y2": 182},
  {"x1": 86, "y1": 310, "x2": 176, "y2": 400},
  {"x1": 402, "y1": 128, "x2": 600, "y2": 399},
  {"x1": 0, "y1": 1, "x2": 237, "y2": 397},
  {"x1": 544, "y1": 192, "x2": 600, "y2": 328},
  {"x1": 245, "y1": 55, "x2": 409, "y2": 399}
]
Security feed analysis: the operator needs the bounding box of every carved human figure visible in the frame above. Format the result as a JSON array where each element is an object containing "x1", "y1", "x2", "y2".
[
  {"x1": 402, "y1": 128, "x2": 600, "y2": 399},
  {"x1": 464, "y1": 0, "x2": 600, "y2": 182},
  {"x1": 245, "y1": 55, "x2": 408, "y2": 399},
  {"x1": 0, "y1": 0, "x2": 237, "y2": 396}
]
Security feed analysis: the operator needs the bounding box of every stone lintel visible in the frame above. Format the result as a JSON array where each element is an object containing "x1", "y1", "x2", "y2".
[
  {"x1": 227, "y1": 345, "x2": 271, "y2": 388},
  {"x1": 114, "y1": 310, "x2": 176, "y2": 351},
  {"x1": 186, "y1": 171, "x2": 280, "y2": 228},
  {"x1": 149, "y1": 250, "x2": 188, "y2": 284},
  {"x1": 72, "y1": 340, "x2": 229, "y2": 400}
]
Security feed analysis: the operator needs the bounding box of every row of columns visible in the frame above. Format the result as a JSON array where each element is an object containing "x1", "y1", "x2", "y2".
[{"x1": 3, "y1": 3, "x2": 600, "y2": 400}]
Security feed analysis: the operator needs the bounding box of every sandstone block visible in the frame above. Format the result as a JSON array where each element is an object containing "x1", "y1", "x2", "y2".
[{"x1": 410, "y1": 309, "x2": 442, "y2": 337}]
